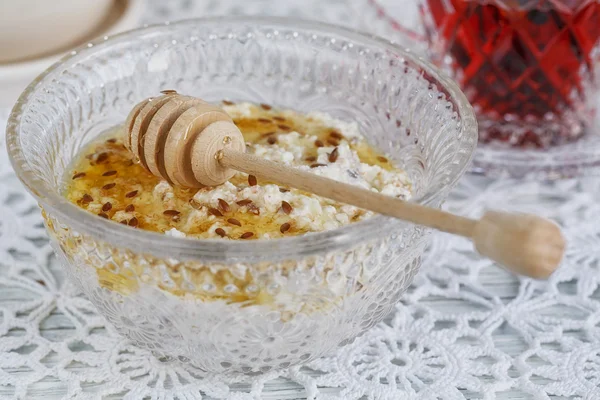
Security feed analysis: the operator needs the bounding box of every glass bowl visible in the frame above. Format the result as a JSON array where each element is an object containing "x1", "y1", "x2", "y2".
[{"x1": 6, "y1": 17, "x2": 477, "y2": 373}]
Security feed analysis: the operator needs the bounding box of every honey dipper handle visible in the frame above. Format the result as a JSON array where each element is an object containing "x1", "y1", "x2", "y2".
[
  {"x1": 221, "y1": 148, "x2": 476, "y2": 236},
  {"x1": 220, "y1": 148, "x2": 565, "y2": 279}
]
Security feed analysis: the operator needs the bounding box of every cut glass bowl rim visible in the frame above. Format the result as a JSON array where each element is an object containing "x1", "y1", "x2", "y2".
[{"x1": 6, "y1": 16, "x2": 477, "y2": 261}]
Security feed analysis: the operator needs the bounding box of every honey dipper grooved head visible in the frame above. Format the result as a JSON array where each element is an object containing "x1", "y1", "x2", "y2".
[{"x1": 125, "y1": 93, "x2": 245, "y2": 188}]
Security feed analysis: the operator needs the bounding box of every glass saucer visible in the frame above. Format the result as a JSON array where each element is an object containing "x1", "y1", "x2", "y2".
[{"x1": 367, "y1": 0, "x2": 600, "y2": 179}]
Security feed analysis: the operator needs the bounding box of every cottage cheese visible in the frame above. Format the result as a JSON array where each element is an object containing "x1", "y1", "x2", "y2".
[
  {"x1": 176, "y1": 103, "x2": 411, "y2": 239},
  {"x1": 66, "y1": 102, "x2": 412, "y2": 241},
  {"x1": 63, "y1": 101, "x2": 414, "y2": 309}
]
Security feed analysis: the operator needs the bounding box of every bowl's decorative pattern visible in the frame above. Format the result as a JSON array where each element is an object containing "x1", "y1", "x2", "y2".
[
  {"x1": 7, "y1": 18, "x2": 477, "y2": 372},
  {"x1": 45, "y1": 210, "x2": 427, "y2": 372}
]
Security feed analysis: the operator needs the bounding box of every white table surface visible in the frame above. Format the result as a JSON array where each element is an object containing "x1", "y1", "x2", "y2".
[{"x1": 1, "y1": 1, "x2": 599, "y2": 399}]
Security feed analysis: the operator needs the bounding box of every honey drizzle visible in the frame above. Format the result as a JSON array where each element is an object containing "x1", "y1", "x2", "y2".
[{"x1": 65, "y1": 103, "x2": 397, "y2": 239}]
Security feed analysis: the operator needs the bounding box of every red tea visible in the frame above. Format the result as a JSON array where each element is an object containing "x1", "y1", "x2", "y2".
[{"x1": 421, "y1": 0, "x2": 600, "y2": 147}]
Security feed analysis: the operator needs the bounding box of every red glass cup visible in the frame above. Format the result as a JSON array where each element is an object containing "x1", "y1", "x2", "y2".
[{"x1": 419, "y1": 0, "x2": 600, "y2": 148}]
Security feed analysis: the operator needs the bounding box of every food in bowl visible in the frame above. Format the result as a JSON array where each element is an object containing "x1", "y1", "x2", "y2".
[
  {"x1": 7, "y1": 18, "x2": 477, "y2": 373},
  {"x1": 62, "y1": 101, "x2": 413, "y2": 308},
  {"x1": 66, "y1": 102, "x2": 412, "y2": 239}
]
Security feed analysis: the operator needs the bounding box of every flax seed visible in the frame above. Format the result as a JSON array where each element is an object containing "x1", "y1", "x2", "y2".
[
  {"x1": 208, "y1": 207, "x2": 223, "y2": 217},
  {"x1": 329, "y1": 131, "x2": 343, "y2": 139},
  {"x1": 96, "y1": 152, "x2": 108, "y2": 163},
  {"x1": 280, "y1": 223, "x2": 291, "y2": 233},
  {"x1": 102, "y1": 183, "x2": 116, "y2": 190},
  {"x1": 236, "y1": 199, "x2": 252, "y2": 206},
  {"x1": 125, "y1": 204, "x2": 135, "y2": 212},
  {"x1": 126, "y1": 190, "x2": 138, "y2": 198},
  {"x1": 328, "y1": 147, "x2": 339, "y2": 163},
  {"x1": 98, "y1": 212, "x2": 109, "y2": 219},
  {"x1": 163, "y1": 209, "x2": 181, "y2": 216},
  {"x1": 102, "y1": 202, "x2": 112, "y2": 212},
  {"x1": 103, "y1": 170, "x2": 117, "y2": 176},
  {"x1": 260, "y1": 103, "x2": 272, "y2": 110},
  {"x1": 215, "y1": 228, "x2": 227, "y2": 237},
  {"x1": 248, "y1": 175, "x2": 257, "y2": 186},
  {"x1": 241, "y1": 232, "x2": 254, "y2": 239},
  {"x1": 377, "y1": 156, "x2": 388, "y2": 163},
  {"x1": 128, "y1": 217, "x2": 138, "y2": 227},
  {"x1": 281, "y1": 201, "x2": 293, "y2": 215},
  {"x1": 72, "y1": 172, "x2": 86, "y2": 180},
  {"x1": 81, "y1": 194, "x2": 93, "y2": 203},
  {"x1": 314, "y1": 140, "x2": 324, "y2": 148},
  {"x1": 227, "y1": 218, "x2": 242, "y2": 227},
  {"x1": 218, "y1": 198, "x2": 230, "y2": 212}
]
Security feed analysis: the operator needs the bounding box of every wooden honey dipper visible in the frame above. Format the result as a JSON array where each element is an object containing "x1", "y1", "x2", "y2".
[{"x1": 125, "y1": 92, "x2": 565, "y2": 279}]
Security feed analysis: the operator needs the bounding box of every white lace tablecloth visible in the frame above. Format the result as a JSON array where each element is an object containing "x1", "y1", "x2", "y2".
[{"x1": 1, "y1": 1, "x2": 599, "y2": 399}]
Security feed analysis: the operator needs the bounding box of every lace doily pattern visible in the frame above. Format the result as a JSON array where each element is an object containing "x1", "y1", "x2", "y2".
[{"x1": 2, "y1": 1, "x2": 600, "y2": 399}]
